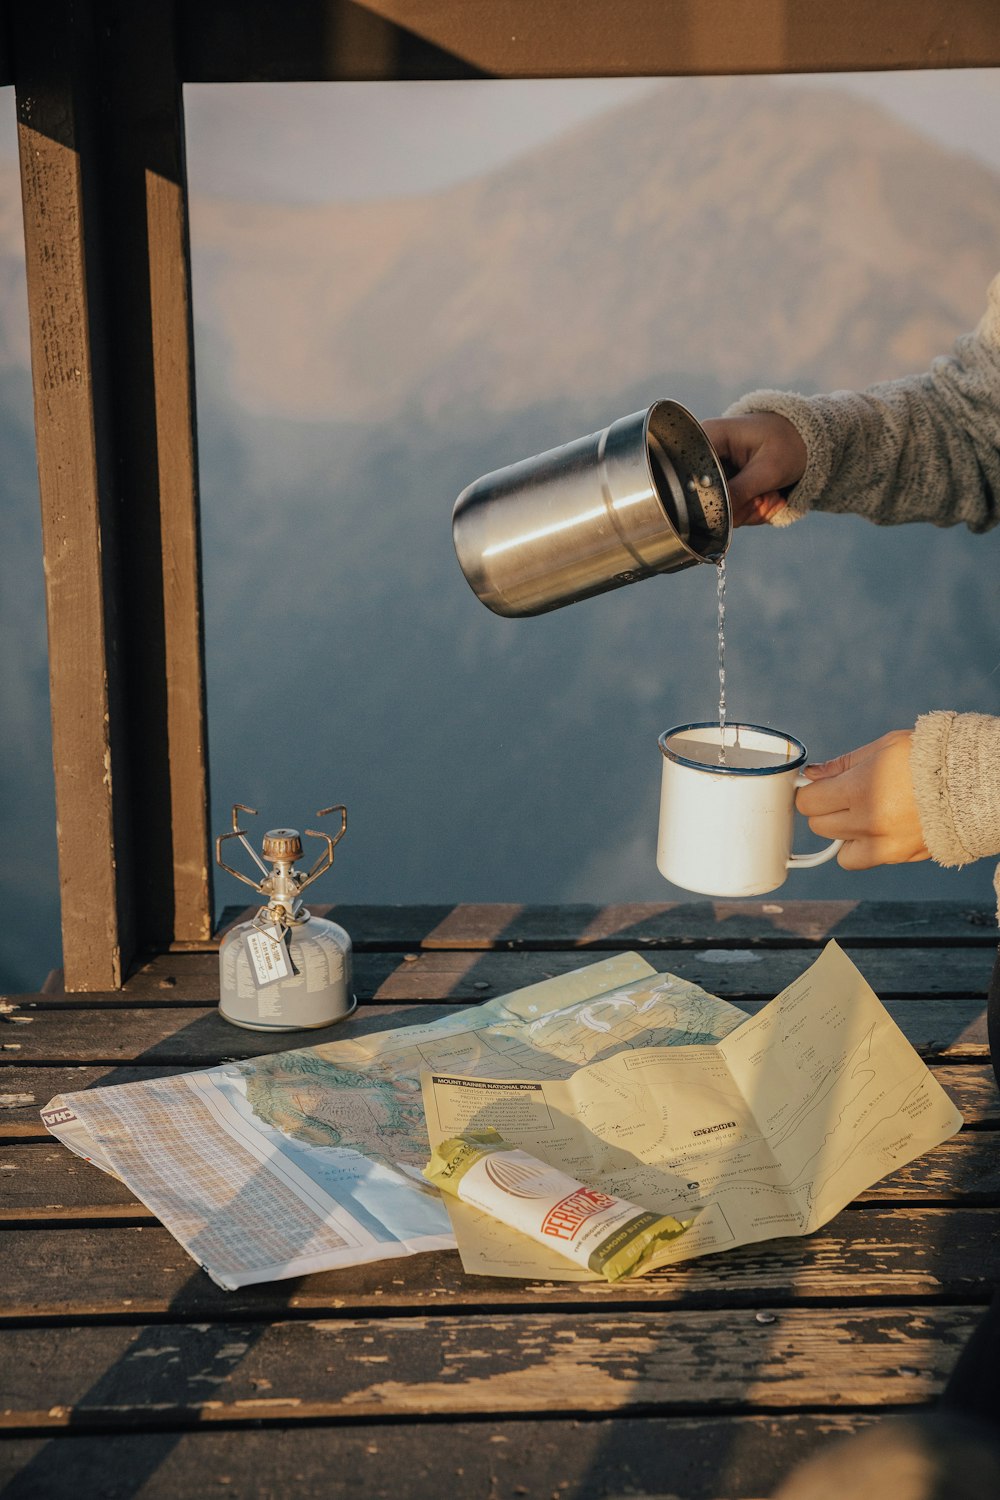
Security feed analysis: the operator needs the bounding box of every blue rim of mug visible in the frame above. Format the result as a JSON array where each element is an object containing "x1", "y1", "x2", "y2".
[{"x1": 658, "y1": 722, "x2": 807, "y2": 777}]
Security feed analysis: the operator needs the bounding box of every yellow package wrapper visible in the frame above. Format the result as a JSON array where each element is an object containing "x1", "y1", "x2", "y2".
[{"x1": 424, "y1": 1128, "x2": 693, "y2": 1282}]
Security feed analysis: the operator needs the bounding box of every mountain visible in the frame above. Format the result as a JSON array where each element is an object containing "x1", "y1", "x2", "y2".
[
  {"x1": 189, "y1": 78, "x2": 1000, "y2": 424},
  {"x1": 187, "y1": 78, "x2": 1000, "y2": 931}
]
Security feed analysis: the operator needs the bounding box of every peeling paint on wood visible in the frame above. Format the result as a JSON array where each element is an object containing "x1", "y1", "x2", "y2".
[{"x1": 0, "y1": 1307, "x2": 981, "y2": 1426}]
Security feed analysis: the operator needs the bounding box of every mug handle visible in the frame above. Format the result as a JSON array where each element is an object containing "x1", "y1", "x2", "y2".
[{"x1": 786, "y1": 773, "x2": 844, "y2": 870}]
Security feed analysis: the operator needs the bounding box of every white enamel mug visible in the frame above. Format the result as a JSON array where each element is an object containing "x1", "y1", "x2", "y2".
[{"x1": 656, "y1": 722, "x2": 843, "y2": 898}]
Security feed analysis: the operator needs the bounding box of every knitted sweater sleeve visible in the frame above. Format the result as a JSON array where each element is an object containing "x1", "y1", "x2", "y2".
[
  {"x1": 724, "y1": 279, "x2": 1000, "y2": 905},
  {"x1": 724, "y1": 273, "x2": 1000, "y2": 531},
  {"x1": 910, "y1": 713, "x2": 1000, "y2": 868}
]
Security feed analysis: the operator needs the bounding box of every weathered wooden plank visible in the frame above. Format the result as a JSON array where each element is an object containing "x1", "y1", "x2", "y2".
[
  {"x1": 4, "y1": 1061, "x2": 995, "y2": 1140},
  {"x1": 350, "y1": 947, "x2": 992, "y2": 1002},
  {"x1": 27, "y1": 945, "x2": 996, "y2": 1005},
  {"x1": 0, "y1": 1067, "x2": 190, "y2": 1137},
  {"x1": 0, "y1": 1001, "x2": 456, "y2": 1065},
  {"x1": 12, "y1": 1, "x2": 134, "y2": 991},
  {"x1": 0, "y1": 1412, "x2": 879, "y2": 1500},
  {"x1": 178, "y1": 0, "x2": 1000, "y2": 81},
  {"x1": 0, "y1": 1067, "x2": 187, "y2": 1138},
  {"x1": 219, "y1": 900, "x2": 999, "y2": 950},
  {"x1": 1, "y1": 1209, "x2": 998, "y2": 1319},
  {"x1": 854, "y1": 1135, "x2": 1000, "y2": 1204},
  {"x1": 3, "y1": 1131, "x2": 999, "y2": 1223},
  {"x1": 1, "y1": 996, "x2": 991, "y2": 1064},
  {"x1": 0, "y1": 1306, "x2": 979, "y2": 1428},
  {"x1": 0, "y1": 1144, "x2": 144, "y2": 1219},
  {"x1": 11, "y1": 0, "x2": 211, "y2": 993}
]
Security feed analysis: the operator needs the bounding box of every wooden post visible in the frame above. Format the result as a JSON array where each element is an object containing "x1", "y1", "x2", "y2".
[{"x1": 13, "y1": 0, "x2": 212, "y2": 989}]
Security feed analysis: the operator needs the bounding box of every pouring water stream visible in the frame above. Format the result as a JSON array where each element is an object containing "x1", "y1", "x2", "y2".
[{"x1": 716, "y1": 556, "x2": 727, "y2": 763}]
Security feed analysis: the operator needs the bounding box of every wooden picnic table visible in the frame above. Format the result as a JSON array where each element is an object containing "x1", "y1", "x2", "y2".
[{"x1": 1, "y1": 900, "x2": 998, "y2": 1499}]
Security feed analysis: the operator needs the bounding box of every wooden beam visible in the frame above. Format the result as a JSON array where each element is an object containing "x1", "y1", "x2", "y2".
[
  {"x1": 179, "y1": 0, "x2": 1000, "y2": 81},
  {"x1": 100, "y1": 2, "x2": 214, "y2": 961},
  {"x1": 12, "y1": 0, "x2": 212, "y2": 989},
  {"x1": 177, "y1": 0, "x2": 483, "y2": 82}
]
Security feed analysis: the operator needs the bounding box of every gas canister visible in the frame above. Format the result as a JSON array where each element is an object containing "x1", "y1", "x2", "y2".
[{"x1": 215, "y1": 802, "x2": 355, "y2": 1031}]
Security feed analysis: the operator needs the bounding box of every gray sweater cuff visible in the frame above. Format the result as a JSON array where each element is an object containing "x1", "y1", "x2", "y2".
[{"x1": 910, "y1": 712, "x2": 1000, "y2": 867}]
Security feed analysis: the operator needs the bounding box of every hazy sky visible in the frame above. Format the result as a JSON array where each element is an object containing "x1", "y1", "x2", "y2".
[
  {"x1": 180, "y1": 70, "x2": 1000, "y2": 202},
  {"x1": 2, "y1": 70, "x2": 995, "y2": 198}
]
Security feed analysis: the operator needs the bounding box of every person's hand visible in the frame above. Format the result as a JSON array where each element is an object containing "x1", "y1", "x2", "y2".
[
  {"x1": 795, "y1": 732, "x2": 930, "y2": 870},
  {"x1": 702, "y1": 413, "x2": 807, "y2": 527}
]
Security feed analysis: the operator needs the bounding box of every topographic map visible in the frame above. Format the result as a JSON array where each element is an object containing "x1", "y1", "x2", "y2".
[
  {"x1": 40, "y1": 951, "x2": 747, "y2": 1288},
  {"x1": 423, "y1": 942, "x2": 964, "y2": 1280},
  {"x1": 240, "y1": 952, "x2": 746, "y2": 1169}
]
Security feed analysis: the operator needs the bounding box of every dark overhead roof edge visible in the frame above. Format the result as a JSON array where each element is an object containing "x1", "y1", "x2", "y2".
[
  {"x1": 0, "y1": 6, "x2": 13, "y2": 89},
  {"x1": 3, "y1": 1, "x2": 997, "y2": 88},
  {"x1": 175, "y1": 0, "x2": 1000, "y2": 84},
  {"x1": 175, "y1": 0, "x2": 486, "y2": 83}
]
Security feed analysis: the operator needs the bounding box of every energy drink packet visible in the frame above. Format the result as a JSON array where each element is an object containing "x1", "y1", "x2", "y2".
[{"x1": 423, "y1": 1127, "x2": 694, "y2": 1282}]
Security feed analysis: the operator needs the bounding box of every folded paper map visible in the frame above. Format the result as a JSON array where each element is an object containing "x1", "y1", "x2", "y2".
[
  {"x1": 41, "y1": 951, "x2": 745, "y2": 1288},
  {"x1": 420, "y1": 941, "x2": 963, "y2": 1280}
]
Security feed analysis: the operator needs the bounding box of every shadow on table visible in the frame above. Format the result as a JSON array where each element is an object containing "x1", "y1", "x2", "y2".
[{"x1": 6, "y1": 997, "x2": 460, "y2": 1499}]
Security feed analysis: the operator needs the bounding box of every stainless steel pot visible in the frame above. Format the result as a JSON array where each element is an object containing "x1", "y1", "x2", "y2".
[{"x1": 452, "y1": 400, "x2": 731, "y2": 618}]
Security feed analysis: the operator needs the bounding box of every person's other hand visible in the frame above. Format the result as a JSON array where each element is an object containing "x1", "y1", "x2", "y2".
[
  {"x1": 795, "y1": 732, "x2": 930, "y2": 870},
  {"x1": 702, "y1": 413, "x2": 807, "y2": 527}
]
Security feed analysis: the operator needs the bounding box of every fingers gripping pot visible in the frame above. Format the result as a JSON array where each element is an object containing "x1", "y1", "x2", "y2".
[
  {"x1": 452, "y1": 401, "x2": 731, "y2": 617},
  {"x1": 215, "y1": 803, "x2": 355, "y2": 1031}
]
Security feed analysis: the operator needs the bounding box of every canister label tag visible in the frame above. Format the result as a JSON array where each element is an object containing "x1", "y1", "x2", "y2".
[{"x1": 244, "y1": 924, "x2": 292, "y2": 988}]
